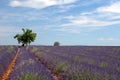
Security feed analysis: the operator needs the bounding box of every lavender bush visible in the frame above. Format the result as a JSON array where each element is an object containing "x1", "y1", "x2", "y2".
[{"x1": 29, "y1": 46, "x2": 120, "y2": 80}]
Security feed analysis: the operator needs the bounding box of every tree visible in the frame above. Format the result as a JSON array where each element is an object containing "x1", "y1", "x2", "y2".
[
  {"x1": 14, "y1": 28, "x2": 36, "y2": 46},
  {"x1": 54, "y1": 41, "x2": 60, "y2": 46}
]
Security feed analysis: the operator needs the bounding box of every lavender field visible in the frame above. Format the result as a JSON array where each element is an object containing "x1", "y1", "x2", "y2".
[
  {"x1": 0, "y1": 46, "x2": 120, "y2": 80},
  {"x1": 0, "y1": 46, "x2": 17, "y2": 78}
]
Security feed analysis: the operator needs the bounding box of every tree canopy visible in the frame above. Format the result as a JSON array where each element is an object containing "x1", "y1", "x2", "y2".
[
  {"x1": 14, "y1": 28, "x2": 36, "y2": 46},
  {"x1": 54, "y1": 41, "x2": 60, "y2": 46}
]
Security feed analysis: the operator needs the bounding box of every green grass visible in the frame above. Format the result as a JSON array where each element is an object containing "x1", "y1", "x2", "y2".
[
  {"x1": 99, "y1": 62, "x2": 108, "y2": 67},
  {"x1": 20, "y1": 73, "x2": 38, "y2": 80},
  {"x1": 54, "y1": 62, "x2": 68, "y2": 74},
  {"x1": 31, "y1": 47, "x2": 39, "y2": 53}
]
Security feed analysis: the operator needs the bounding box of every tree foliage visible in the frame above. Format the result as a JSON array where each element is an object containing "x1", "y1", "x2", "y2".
[
  {"x1": 54, "y1": 41, "x2": 60, "y2": 46},
  {"x1": 14, "y1": 28, "x2": 36, "y2": 46}
]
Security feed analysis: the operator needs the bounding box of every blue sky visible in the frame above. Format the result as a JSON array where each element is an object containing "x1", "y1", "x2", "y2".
[{"x1": 0, "y1": 0, "x2": 120, "y2": 46}]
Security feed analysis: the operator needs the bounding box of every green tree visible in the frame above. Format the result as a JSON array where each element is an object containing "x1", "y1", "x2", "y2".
[
  {"x1": 54, "y1": 41, "x2": 60, "y2": 46},
  {"x1": 14, "y1": 28, "x2": 36, "y2": 46}
]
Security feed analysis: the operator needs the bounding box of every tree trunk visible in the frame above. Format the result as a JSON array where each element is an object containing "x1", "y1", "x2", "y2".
[{"x1": 22, "y1": 44, "x2": 24, "y2": 47}]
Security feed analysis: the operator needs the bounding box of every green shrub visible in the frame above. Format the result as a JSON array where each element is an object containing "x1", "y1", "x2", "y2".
[
  {"x1": 54, "y1": 41, "x2": 60, "y2": 46},
  {"x1": 31, "y1": 47, "x2": 39, "y2": 53},
  {"x1": 54, "y1": 62, "x2": 68, "y2": 74},
  {"x1": 20, "y1": 73, "x2": 38, "y2": 80}
]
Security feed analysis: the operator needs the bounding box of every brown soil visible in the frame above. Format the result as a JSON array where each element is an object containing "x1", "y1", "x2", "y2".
[
  {"x1": 52, "y1": 73, "x2": 59, "y2": 80},
  {"x1": 1, "y1": 48, "x2": 20, "y2": 80}
]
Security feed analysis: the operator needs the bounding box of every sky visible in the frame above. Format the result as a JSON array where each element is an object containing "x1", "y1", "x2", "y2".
[{"x1": 0, "y1": 0, "x2": 120, "y2": 46}]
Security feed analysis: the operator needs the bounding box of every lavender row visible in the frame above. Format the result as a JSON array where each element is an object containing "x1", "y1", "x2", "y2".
[
  {"x1": 29, "y1": 46, "x2": 120, "y2": 68},
  {"x1": 9, "y1": 47, "x2": 54, "y2": 80},
  {"x1": 29, "y1": 46, "x2": 120, "y2": 80},
  {"x1": 0, "y1": 46, "x2": 18, "y2": 77},
  {"x1": 36, "y1": 46, "x2": 120, "y2": 72}
]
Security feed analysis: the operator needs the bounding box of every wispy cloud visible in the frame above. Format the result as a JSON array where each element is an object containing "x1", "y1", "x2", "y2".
[
  {"x1": 0, "y1": 26, "x2": 21, "y2": 36},
  {"x1": 5, "y1": 1, "x2": 120, "y2": 34},
  {"x1": 55, "y1": 27, "x2": 81, "y2": 33},
  {"x1": 97, "y1": 1, "x2": 120, "y2": 13},
  {"x1": 0, "y1": 25, "x2": 46, "y2": 37},
  {"x1": 0, "y1": 9, "x2": 51, "y2": 24},
  {"x1": 60, "y1": 1, "x2": 120, "y2": 31},
  {"x1": 58, "y1": 4, "x2": 76, "y2": 13},
  {"x1": 98, "y1": 37, "x2": 120, "y2": 42},
  {"x1": 61, "y1": 16, "x2": 120, "y2": 27},
  {"x1": 9, "y1": 0, "x2": 77, "y2": 9}
]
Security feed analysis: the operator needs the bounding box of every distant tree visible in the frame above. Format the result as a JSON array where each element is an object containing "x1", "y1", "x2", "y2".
[
  {"x1": 54, "y1": 41, "x2": 60, "y2": 46},
  {"x1": 14, "y1": 28, "x2": 36, "y2": 46}
]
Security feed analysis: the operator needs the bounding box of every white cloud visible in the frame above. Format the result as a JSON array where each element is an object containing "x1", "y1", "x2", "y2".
[
  {"x1": 98, "y1": 38, "x2": 119, "y2": 42},
  {"x1": 61, "y1": 1, "x2": 120, "y2": 29},
  {"x1": 9, "y1": 0, "x2": 77, "y2": 9},
  {"x1": 0, "y1": 9, "x2": 51, "y2": 24},
  {"x1": 64, "y1": 15, "x2": 75, "y2": 19},
  {"x1": 97, "y1": 1, "x2": 120, "y2": 13},
  {"x1": 61, "y1": 16, "x2": 120, "y2": 27},
  {"x1": 56, "y1": 27, "x2": 80, "y2": 33},
  {"x1": 6, "y1": 0, "x2": 120, "y2": 34},
  {"x1": 58, "y1": 4, "x2": 76, "y2": 12}
]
